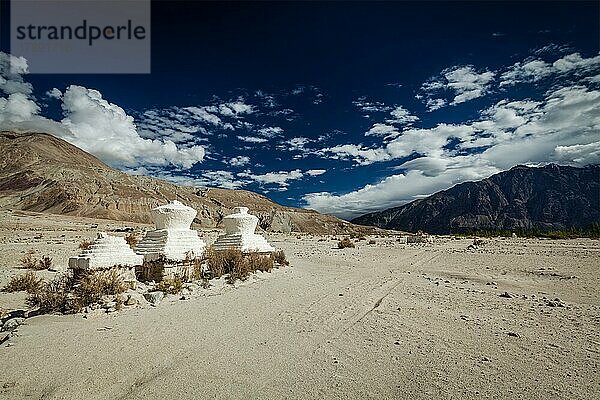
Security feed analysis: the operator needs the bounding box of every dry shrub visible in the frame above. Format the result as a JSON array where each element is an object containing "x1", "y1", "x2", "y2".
[
  {"x1": 204, "y1": 247, "x2": 276, "y2": 284},
  {"x1": 473, "y1": 238, "x2": 486, "y2": 246},
  {"x1": 246, "y1": 252, "x2": 274, "y2": 273},
  {"x1": 226, "y1": 257, "x2": 252, "y2": 284},
  {"x1": 125, "y1": 232, "x2": 139, "y2": 249},
  {"x1": 271, "y1": 250, "x2": 289, "y2": 266},
  {"x1": 19, "y1": 250, "x2": 52, "y2": 270},
  {"x1": 76, "y1": 268, "x2": 127, "y2": 308},
  {"x1": 38, "y1": 256, "x2": 52, "y2": 270},
  {"x1": 27, "y1": 274, "x2": 75, "y2": 313},
  {"x1": 3, "y1": 271, "x2": 43, "y2": 293},
  {"x1": 25, "y1": 268, "x2": 128, "y2": 314},
  {"x1": 79, "y1": 239, "x2": 94, "y2": 250},
  {"x1": 204, "y1": 247, "x2": 245, "y2": 278},
  {"x1": 338, "y1": 237, "x2": 355, "y2": 249},
  {"x1": 157, "y1": 276, "x2": 183, "y2": 294},
  {"x1": 20, "y1": 250, "x2": 37, "y2": 269}
]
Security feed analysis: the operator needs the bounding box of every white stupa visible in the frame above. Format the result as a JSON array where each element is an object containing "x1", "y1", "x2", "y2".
[
  {"x1": 135, "y1": 200, "x2": 206, "y2": 261},
  {"x1": 69, "y1": 232, "x2": 143, "y2": 270},
  {"x1": 213, "y1": 207, "x2": 275, "y2": 253}
]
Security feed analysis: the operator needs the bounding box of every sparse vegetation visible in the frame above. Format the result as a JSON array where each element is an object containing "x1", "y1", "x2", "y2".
[
  {"x1": 26, "y1": 268, "x2": 128, "y2": 314},
  {"x1": 20, "y1": 250, "x2": 37, "y2": 269},
  {"x1": 3, "y1": 271, "x2": 43, "y2": 293},
  {"x1": 79, "y1": 239, "x2": 94, "y2": 250},
  {"x1": 38, "y1": 256, "x2": 52, "y2": 270},
  {"x1": 271, "y1": 250, "x2": 289, "y2": 266},
  {"x1": 76, "y1": 269, "x2": 128, "y2": 308},
  {"x1": 27, "y1": 274, "x2": 74, "y2": 313},
  {"x1": 246, "y1": 252, "x2": 274, "y2": 273},
  {"x1": 125, "y1": 232, "x2": 139, "y2": 249},
  {"x1": 19, "y1": 250, "x2": 52, "y2": 270},
  {"x1": 204, "y1": 247, "x2": 244, "y2": 278},
  {"x1": 156, "y1": 276, "x2": 184, "y2": 294},
  {"x1": 338, "y1": 237, "x2": 355, "y2": 249},
  {"x1": 203, "y1": 247, "x2": 282, "y2": 284}
]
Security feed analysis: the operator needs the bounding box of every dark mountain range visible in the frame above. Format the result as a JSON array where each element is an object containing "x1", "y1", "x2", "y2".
[{"x1": 352, "y1": 164, "x2": 600, "y2": 234}]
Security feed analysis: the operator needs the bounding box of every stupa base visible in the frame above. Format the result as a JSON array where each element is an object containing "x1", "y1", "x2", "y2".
[{"x1": 212, "y1": 233, "x2": 275, "y2": 253}]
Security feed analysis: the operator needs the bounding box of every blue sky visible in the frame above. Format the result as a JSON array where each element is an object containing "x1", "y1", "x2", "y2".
[{"x1": 1, "y1": 1, "x2": 599, "y2": 219}]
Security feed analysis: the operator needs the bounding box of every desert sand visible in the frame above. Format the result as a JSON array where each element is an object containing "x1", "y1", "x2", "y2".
[{"x1": 0, "y1": 210, "x2": 599, "y2": 399}]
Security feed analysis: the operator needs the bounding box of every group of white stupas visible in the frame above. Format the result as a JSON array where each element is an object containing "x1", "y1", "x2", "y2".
[{"x1": 68, "y1": 201, "x2": 275, "y2": 282}]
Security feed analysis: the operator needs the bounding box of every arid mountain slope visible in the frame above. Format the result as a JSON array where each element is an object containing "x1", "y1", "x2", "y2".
[
  {"x1": 352, "y1": 164, "x2": 600, "y2": 234},
  {"x1": 0, "y1": 131, "x2": 365, "y2": 234}
]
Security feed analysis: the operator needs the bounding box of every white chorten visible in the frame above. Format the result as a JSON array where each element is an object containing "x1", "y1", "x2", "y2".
[
  {"x1": 135, "y1": 200, "x2": 206, "y2": 261},
  {"x1": 213, "y1": 207, "x2": 275, "y2": 253},
  {"x1": 68, "y1": 232, "x2": 143, "y2": 270}
]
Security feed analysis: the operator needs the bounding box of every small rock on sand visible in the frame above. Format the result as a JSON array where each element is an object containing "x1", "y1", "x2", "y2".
[
  {"x1": 144, "y1": 291, "x2": 164, "y2": 306},
  {"x1": 2, "y1": 317, "x2": 25, "y2": 332}
]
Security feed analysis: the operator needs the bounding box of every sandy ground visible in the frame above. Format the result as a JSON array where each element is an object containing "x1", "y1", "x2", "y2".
[{"x1": 0, "y1": 210, "x2": 599, "y2": 399}]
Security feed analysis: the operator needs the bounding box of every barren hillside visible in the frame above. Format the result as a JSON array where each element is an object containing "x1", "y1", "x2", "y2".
[{"x1": 0, "y1": 131, "x2": 366, "y2": 234}]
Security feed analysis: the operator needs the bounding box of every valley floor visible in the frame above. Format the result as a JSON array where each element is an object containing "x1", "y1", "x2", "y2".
[{"x1": 0, "y1": 211, "x2": 599, "y2": 399}]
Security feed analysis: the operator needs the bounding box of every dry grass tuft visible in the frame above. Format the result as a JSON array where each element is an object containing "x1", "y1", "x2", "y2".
[
  {"x1": 27, "y1": 268, "x2": 128, "y2": 314},
  {"x1": 38, "y1": 256, "x2": 52, "y2": 270},
  {"x1": 246, "y1": 252, "x2": 274, "y2": 273},
  {"x1": 125, "y1": 232, "x2": 139, "y2": 249},
  {"x1": 271, "y1": 250, "x2": 289, "y2": 266},
  {"x1": 19, "y1": 250, "x2": 52, "y2": 270},
  {"x1": 338, "y1": 237, "x2": 355, "y2": 249},
  {"x1": 203, "y1": 247, "x2": 278, "y2": 284},
  {"x1": 76, "y1": 269, "x2": 128, "y2": 308},
  {"x1": 20, "y1": 250, "x2": 37, "y2": 269},
  {"x1": 27, "y1": 274, "x2": 75, "y2": 313},
  {"x1": 79, "y1": 239, "x2": 94, "y2": 250},
  {"x1": 204, "y1": 247, "x2": 245, "y2": 278},
  {"x1": 3, "y1": 271, "x2": 43, "y2": 293},
  {"x1": 156, "y1": 276, "x2": 184, "y2": 294}
]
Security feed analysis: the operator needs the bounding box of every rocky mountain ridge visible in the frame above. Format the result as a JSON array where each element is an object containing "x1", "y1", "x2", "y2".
[{"x1": 352, "y1": 164, "x2": 600, "y2": 234}]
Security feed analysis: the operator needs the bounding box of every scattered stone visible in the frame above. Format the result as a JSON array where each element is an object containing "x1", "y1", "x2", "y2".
[
  {"x1": 183, "y1": 283, "x2": 199, "y2": 293},
  {"x1": 3, "y1": 309, "x2": 26, "y2": 321},
  {"x1": 144, "y1": 291, "x2": 164, "y2": 306},
  {"x1": 545, "y1": 298, "x2": 566, "y2": 308},
  {"x1": 83, "y1": 309, "x2": 105, "y2": 319},
  {"x1": 103, "y1": 301, "x2": 117, "y2": 309},
  {"x1": 0, "y1": 331, "x2": 11, "y2": 345},
  {"x1": 1, "y1": 317, "x2": 25, "y2": 332},
  {"x1": 124, "y1": 295, "x2": 138, "y2": 306}
]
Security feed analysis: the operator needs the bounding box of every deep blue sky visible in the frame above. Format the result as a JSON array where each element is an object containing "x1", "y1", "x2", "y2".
[{"x1": 1, "y1": 1, "x2": 599, "y2": 218}]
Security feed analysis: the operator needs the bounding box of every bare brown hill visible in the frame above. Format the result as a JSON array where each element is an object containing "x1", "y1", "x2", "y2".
[{"x1": 0, "y1": 131, "x2": 367, "y2": 234}]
